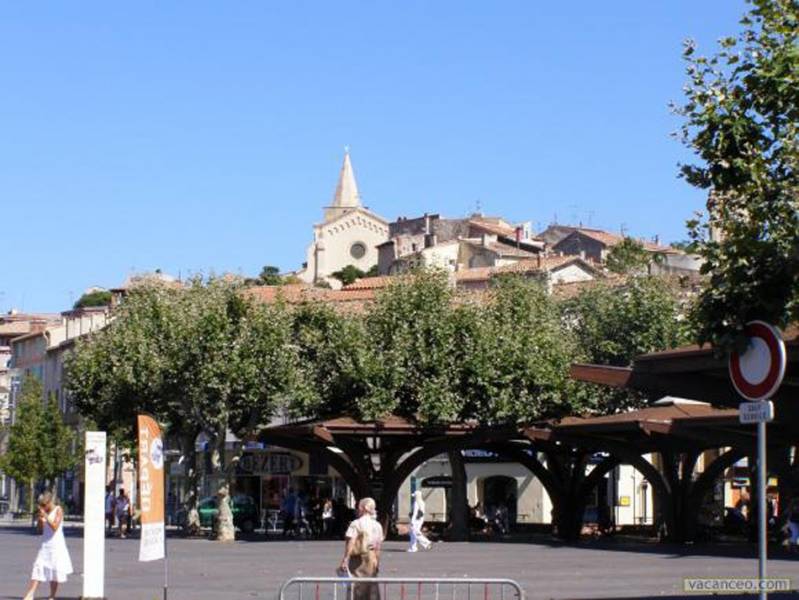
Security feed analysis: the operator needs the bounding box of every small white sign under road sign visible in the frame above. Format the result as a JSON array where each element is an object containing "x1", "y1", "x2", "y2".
[{"x1": 739, "y1": 401, "x2": 774, "y2": 424}]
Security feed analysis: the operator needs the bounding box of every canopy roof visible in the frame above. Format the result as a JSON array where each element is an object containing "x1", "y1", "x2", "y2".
[
  {"x1": 571, "y1": 326, "x2": 799, "y2": 407},
  {"x1": 262, "y1": 414, "x2": 507, "y2": 443}
]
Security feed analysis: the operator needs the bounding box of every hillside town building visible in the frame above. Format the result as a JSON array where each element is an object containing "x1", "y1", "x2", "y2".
[
  {"x1": 377, "y1": 213, "x2": 543, "y2": 275},
  {"x1": 541, "y1": 225, "x2": 701, "y2": 275}
]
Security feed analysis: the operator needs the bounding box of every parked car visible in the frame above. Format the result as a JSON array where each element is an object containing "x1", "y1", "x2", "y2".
[{"x1": 196, "y1": 495, "x2": 260, "y2": 533}]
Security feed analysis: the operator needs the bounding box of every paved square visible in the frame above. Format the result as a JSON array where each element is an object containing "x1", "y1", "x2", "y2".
[{"x1": 1, "y1": 526, "x2": 797, "y2": 600}]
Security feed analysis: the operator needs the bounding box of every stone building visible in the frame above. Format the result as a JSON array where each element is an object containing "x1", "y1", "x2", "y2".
[
  {"x1": 297, "y1": 152, "x2": 389, "y2": 288},
  {"x1": 545, "y1": 226, "x2": 701, "y2": 275},
  {"x1": 378, "y1": 213, "x2": 543, "y2": 275}
]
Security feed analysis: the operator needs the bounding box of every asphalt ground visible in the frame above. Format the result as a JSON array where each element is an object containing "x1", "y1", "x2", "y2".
[{"x1": 1, "y1": 526, "x2": 798, "y2": 600}]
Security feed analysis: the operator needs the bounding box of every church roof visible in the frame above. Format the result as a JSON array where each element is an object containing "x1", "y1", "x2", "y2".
[{"x1": 317, "y1": 205, "x2": 389, "y2": 230}]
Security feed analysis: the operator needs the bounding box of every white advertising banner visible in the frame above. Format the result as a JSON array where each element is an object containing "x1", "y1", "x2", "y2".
[{"x1": 82, "y1": 431, "x2": 107, "y2": 600}]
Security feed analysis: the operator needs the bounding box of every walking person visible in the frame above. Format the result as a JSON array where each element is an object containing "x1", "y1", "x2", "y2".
[
  {"x1": 322, "y1": 498, "x2": 335, "y2": 538},
  {"x1": 339, "y1": 497, "x2": 383, "y2": 600},
  {"x1": 281, "y1": 488, "x2": 297, "y2": 537},
  {"x1": 22, "y1": 491, "x2": 73, "y2": 600},
  {"x1": 115, "y1": 488, "x2": 131, "y2": 538},
  {"x1": 104, "y1": 485, "x2": 116, "y2": 533},
  {"x1": 408, "y1": 490, "x2": 432, "y2": 552},
  {"x1": 787, "y1": 498, "x2": 799, "y2": 553}
]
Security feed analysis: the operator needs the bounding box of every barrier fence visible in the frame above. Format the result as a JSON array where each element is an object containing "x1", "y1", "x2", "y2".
[{"x1": 278, "y1": 577, "x2": 524, "y2": 600}]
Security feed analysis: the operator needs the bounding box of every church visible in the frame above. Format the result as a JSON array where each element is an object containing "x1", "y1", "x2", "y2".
[{"x1": 296, "y1": 151, "x2": 389, "y2": 288}]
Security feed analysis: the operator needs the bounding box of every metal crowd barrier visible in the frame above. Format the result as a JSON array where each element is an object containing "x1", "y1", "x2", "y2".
[{"x1": 278, "y1": 577, "x2": 524, "y2": 600}]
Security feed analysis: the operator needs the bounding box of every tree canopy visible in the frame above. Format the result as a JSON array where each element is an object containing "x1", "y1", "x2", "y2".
[
  {"x1": 330, "y1": 264, "x2": 379, "y2": 286},
  {"x1": 562, "y1": 276, "x2": 691, "y2": 413},
  {"x1": 605, "y1": 238, "x2": 653, "y2": 275},
  {"x1": 677, "y1": 0, "x2": 799, "y2": 350},
  {"x1": 0, "y1": 375, "x2": 77, "y2": 512},
  {"x1": 65, "y1": 277, "x2": 308, "y2": 532},
  {"x1": 74, "y1": 289, "x2": 112, "y2": 309},
  {"x1": 67, "y1": 272, "x2": 691, "y2": 437}
]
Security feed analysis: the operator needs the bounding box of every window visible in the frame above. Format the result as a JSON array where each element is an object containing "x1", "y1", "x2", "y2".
[{"x1": 350, "y1": 242, "x2": 367, "y2": 259}]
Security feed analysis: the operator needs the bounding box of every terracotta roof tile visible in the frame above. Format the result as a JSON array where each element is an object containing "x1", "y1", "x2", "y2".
[
  {"x1": 558, "y1": 228, "x2": 677, "y2": 253},
  {"x1": 341, "y1": 276, "x2": 395, "y2": 291},
  {"x1": 468, "y1": 217, "x2": 517, "y2": 237},
  {"x1": 455, "y1": 256, "x2": 601, "y2": 283},
  {"x1": 455, "y1": 267, "x2": 495, "y2": 282},
  {"x1": 244, "y1": 284, "x2": 376, "y2": 311}
]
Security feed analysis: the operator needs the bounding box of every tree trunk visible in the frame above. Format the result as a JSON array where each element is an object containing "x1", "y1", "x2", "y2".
[
  {"x1": 211, "y1": 428, "x2": 238, "y2": 542},
  {"x1": 552, "y1": 494, "x2": 586, "y2": 541},
  {"x1": 180, "y1": 431, "x2": 202, "y2": 535},
  {"x1": 215, "y1": 483, "x2": 235, "y2": 542},
  {"x1": 447, "y1": 450, "x2": 469, "y2": 541}
]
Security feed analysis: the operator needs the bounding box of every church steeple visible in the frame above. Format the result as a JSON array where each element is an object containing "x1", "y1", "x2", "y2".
[{"x1": 324, "y1": 148, "x2": 361, "y2": 221}]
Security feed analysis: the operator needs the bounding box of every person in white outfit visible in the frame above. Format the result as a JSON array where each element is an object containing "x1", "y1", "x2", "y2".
[
  {"x1": 23, "y1": 491, "x2": 73, "y2": 600},
  {"x1": 408, "y1": 490, "x2": 432, "y2": 552}
]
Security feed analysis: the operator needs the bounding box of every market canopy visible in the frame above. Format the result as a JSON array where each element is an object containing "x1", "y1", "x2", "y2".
[{"x1": 570, "y1": 326, "x2": 799, "y2": 434}]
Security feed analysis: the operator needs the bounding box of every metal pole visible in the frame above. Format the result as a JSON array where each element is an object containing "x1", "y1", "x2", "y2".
[
  {"x1": 757, "y1": 420, "x2": 767, "y2": 600},
  {"x1": 164, "y1": 457, "x2": 169, "y2": 600}
]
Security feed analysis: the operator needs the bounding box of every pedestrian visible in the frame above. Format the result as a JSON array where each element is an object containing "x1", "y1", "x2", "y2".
[
  {"x1": 104, "y1": 485, "x2": 116, "y2": 533},
  {"x1": 339, "y1": 497, "x2": 383, "y2": 600},
  {"x1": 322, "y1": 498, "x2": 335, "y2": 538},
  {"x1": 281, "y1": 488, "x2": 297, "y2": 536},
  {"x1": 22, "y1": 491, "x2": 73, "y2": 600},
  {"x1": 116, "y1": 488, "x2": 131, "y2": 538},
  {"x1": 787, "y1": 498, "x2": 799, "y2": 553},
  {"x1": 408, "y1": 490, "x2": 432, "y2": 552}
]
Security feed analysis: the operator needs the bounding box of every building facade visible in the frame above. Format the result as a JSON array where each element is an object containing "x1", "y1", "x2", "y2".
[
  {"x1": 297, "y1": 152, "x2": 389, "y2": 288},
  {"x1": 5, "y1": 307, "x2": 111, "y2": 512}
]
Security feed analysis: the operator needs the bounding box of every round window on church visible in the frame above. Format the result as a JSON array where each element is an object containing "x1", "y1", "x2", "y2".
[{"x1": 350, "y1": 242, "x2": 367, "y2": 260}]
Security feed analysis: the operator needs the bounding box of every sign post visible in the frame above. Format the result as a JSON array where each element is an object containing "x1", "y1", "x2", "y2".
[
  {"x1": 729, "y1": 321, "x2": 787, "y2": 600},
  {"x1": 82, "y1": 431, "x2": 107, "y2": 600},
  {"x1": 137, "y1": 415, "x2": 167, "y2": 597}
]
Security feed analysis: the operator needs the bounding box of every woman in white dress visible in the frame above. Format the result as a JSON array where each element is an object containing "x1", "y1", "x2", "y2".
[
  {"x1": 408, "y1": 490, "x2": 432, "y2": 552},
  {"x1": 23, "y1": 491, "x2": 73, "y2": 600}
]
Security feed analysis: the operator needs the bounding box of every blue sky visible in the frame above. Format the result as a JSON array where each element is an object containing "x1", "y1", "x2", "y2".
[{"x1": 1, "y1": 1, "x2": 746, "y2": 312}]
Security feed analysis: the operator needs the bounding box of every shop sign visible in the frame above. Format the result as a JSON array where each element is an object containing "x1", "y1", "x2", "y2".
[
  {"x1": 421, "y1": 476, "x2": 453, "y2": 489},
  {"x1": 238, "y1": 452, "x2": 303, "y2": 475}
]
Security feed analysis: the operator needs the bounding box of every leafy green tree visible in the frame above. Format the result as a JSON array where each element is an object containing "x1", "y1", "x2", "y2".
[
  {"x1": 457, "y1": 276, "x2": 577, "y2": 422},
  {"x1": 294, "y1": 270, "x2": 578, "y2": 425},
  {"x1": 669, "y1": 240, "x2": 695, "y2": 252},
  {"x1": 41, "y1": 393, "x2": 78, "y2": 486},
  {"x1": 0, "y1": 376, "x2": 43, "y2": 514},
  {"x1": 330, "y1": 265, "x2": 373, "y2": 286},
  {"x1": 677, "y1": 0, "x2": 799, "y2": 350},
  {"x1": 361, "y1": 270, "x2": 462, "y2": 422},
  {"x1": 74, "y1": 290, "x2": 112, "y2": 309},
  {"x1": 605, "y1": 237, "x2": 652, "y2": 275},
  {"x1": 0, "y1": 376, "x2": 76, "y2": 514},
  {"x1": 258, "y1": 265, "x2": 283, "y2": 286},
  {"x1": 66, "y1": 277, "x2": 303, "y2": 540},
  {"x1": 561, "y1": 276, "x2": 690, "y2": 413},
  {"x1": 289, "y1": 302, "x2": 373, "y2": 419}
]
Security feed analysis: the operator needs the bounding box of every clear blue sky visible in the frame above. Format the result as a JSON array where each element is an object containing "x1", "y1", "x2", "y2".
[{"x1": 1, "y1": 1, "x2": 746, "y2": 313}]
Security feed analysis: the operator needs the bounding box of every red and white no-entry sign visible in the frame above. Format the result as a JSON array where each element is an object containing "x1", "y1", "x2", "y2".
[{"x1": 729, "y1": 320, "x2": 787, "y2": 401}]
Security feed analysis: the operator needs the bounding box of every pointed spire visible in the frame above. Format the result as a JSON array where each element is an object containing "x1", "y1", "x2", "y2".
[{"x1": 325, "y1": 148, "x2": 361, "y2": 221}]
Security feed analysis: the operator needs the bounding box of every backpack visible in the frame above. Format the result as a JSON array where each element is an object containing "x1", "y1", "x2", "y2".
[{"x1": 352, "y1": 524, "x2": 371, "y2": 556}]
